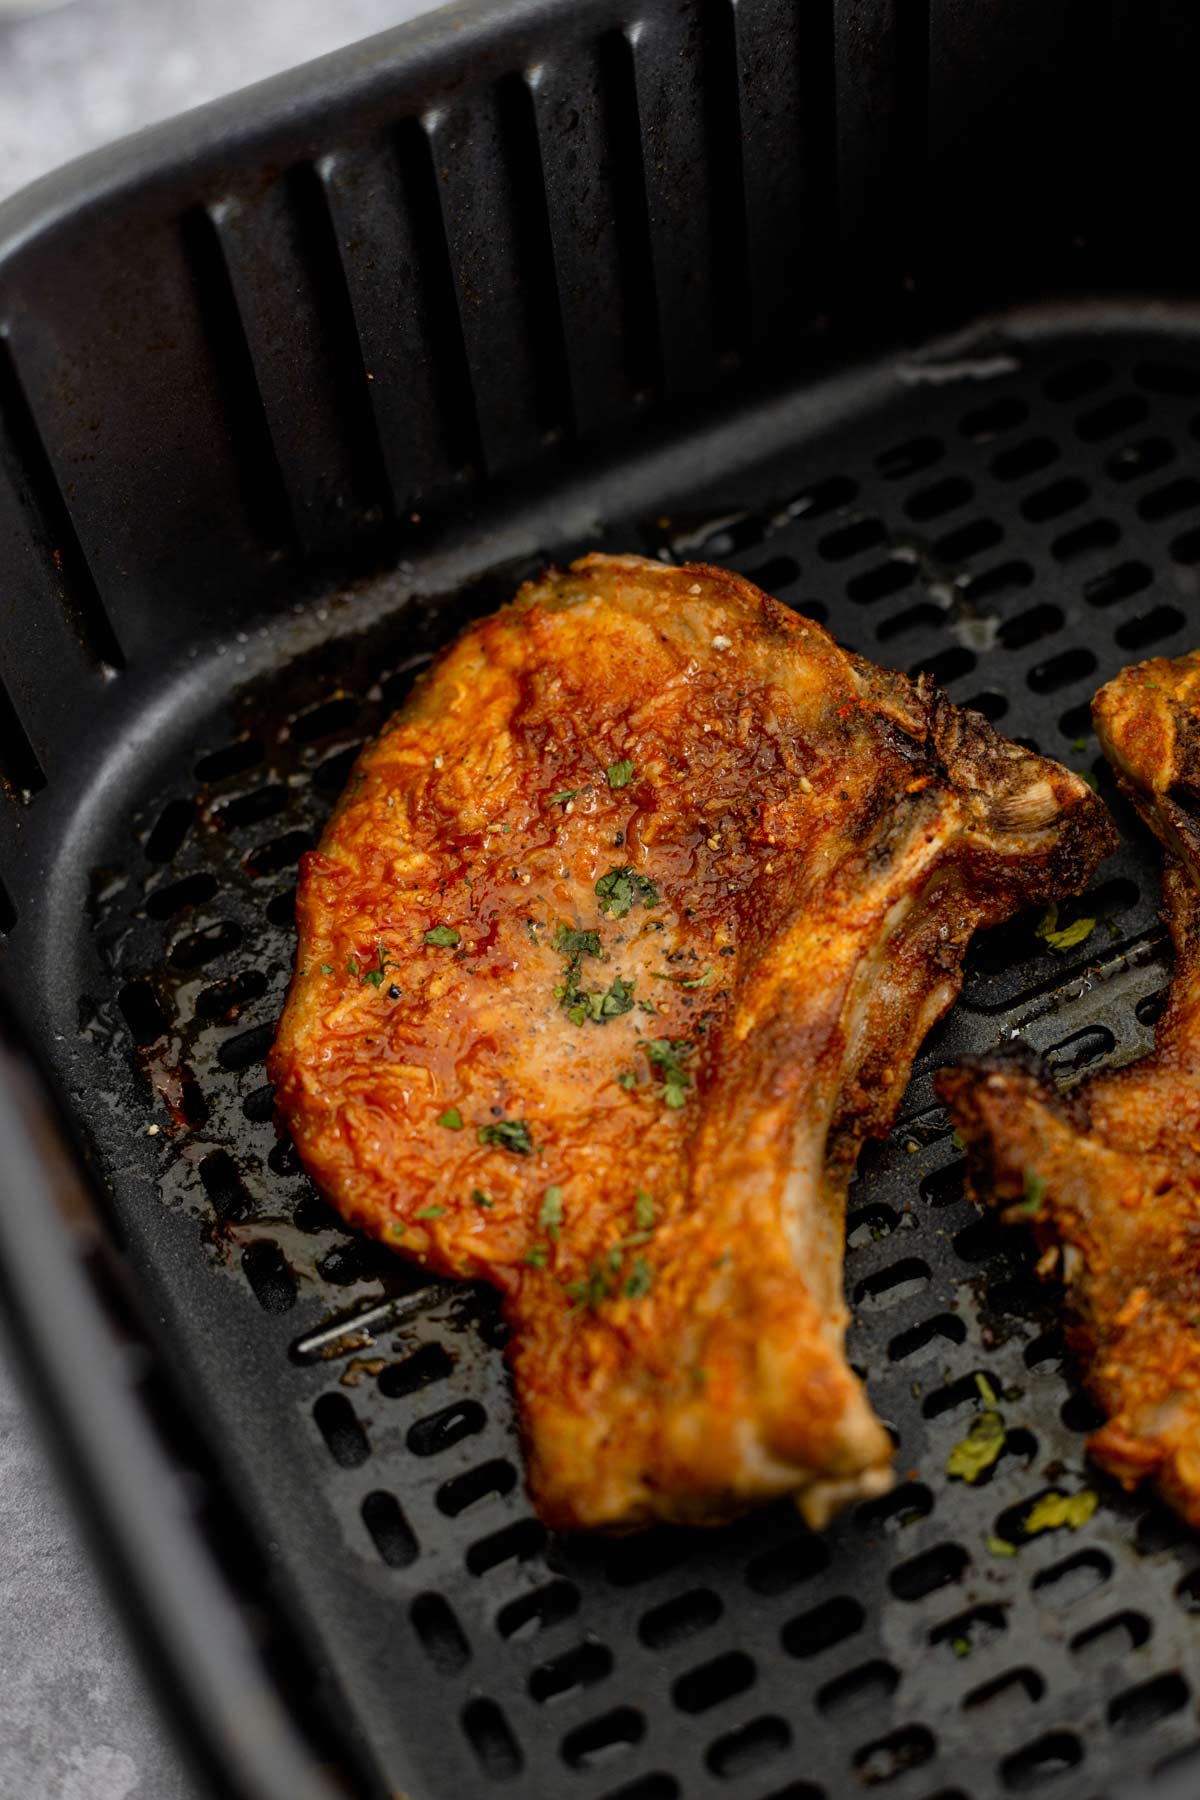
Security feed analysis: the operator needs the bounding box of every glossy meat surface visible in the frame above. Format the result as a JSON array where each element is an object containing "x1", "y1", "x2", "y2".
[
  {"x1": 939, "y1": 650, "x2": 1200, "y2": 1525},
  {"x1": 270, "y1": 554, "x2": 1113, "y2": 1530}
]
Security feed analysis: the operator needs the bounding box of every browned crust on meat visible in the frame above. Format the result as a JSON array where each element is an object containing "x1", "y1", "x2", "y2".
[{"x1": 271, "y1": 553, "x2": 1114, "y2": 1530}]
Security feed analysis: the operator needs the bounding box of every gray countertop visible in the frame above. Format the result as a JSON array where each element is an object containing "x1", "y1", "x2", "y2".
[
  {"x1": 0, "y1": 0, "x2": 435, "y2": 200},
  {"x1": 0, "y1": 5, "x2": 434, "y2": 1796}
]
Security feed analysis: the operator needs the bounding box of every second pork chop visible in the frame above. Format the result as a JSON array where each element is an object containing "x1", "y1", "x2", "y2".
[{"x1": 940, "y1": 650, "x2": 1200, "y2": 1527}]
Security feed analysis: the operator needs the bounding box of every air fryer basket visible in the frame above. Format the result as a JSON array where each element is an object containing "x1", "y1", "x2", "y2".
[{"x1": 4, "y1": 4, "x2": 1200, "y2": 1798}]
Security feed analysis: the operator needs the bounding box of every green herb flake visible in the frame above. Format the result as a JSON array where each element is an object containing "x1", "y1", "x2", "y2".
[
  {"x1": 975, "y1": 1372, "x2": 999, "y2": 1408},
  {"x1": 634, "y1": 1189, "x2": 657, "y2": 1231},
  {"x1": 360, "y1": 942, "x2": 400, "y2": 987},
  {"x1": 596, "y1": 865, "x2": 660, "y2": 920},
  {"x1": 1036, "y1": 903, "x2": 1096, "y2": 954},
  {"x1": 388, "y1": 1222, "x2": 407, "y2": 1238},
  {"x1": 554, "y1": 925, "x2": 602, "y2": 960},
  {"x1": 437, "y1": 1107, "x2": 463, "y2": 1131},
  {"x1": 346, "y1": 954, "x2": 360, "y2": 979},
  {"x1": 951, "y1": 1128, "x2": 964, "y2": 1151},
  {"x1": 590, "y1": 973, "x2": 637, "y2": 1022},
  {"x1": 1017, "y1": 1168, "x2": 1048, "y2": 1217},
  {"x1": 1024, "y1": 1490, "x2": 1098, "y2": 1535},
  {"x1": 607, "y1": 760, "x2": 635, "y2": 790},
  {"x1": 986, "y1": 1535, "x2": 1017, "y2": 1557},
  {"x1": 564, "y1": 1265, "x2": 612, "y2": 1311},
  {"x1": 652, "y1": 966, "x2": 714, "y2": 989},
  {"x1": 617, "y1": 1071, "x2": 637, "y2": 1091},
  {"x1": 623, "y1": 1256, "x2": 654, "y2": 1300},
  {"x1": 547, "y1": 788, "x2": 579, "y2": 807},
  {"x1": 415, "y1": 1205, "x2": 445, "y2": 1220},
  {"x1": 524, "y1": 1245, "x2": 549, "y2": 1268},
  {"x1": 471, "y1": 1189, "x2": 494, "y2": 1210},
  {"x1": 554, "y1": 924, "x2": 639, "y2": 1026},
  {"x1": 950, "y1": 1637, "x2": 971, "y2": 1659},
  {"x1": 641, "y1": 1037, "x2": 693, "y2": 1108},
  {"x1": 539, "y1": 1186, "x2": 565, "y2": 1239},
  {"x1": 1073, "y1": 737, "x2": 1089, "y2": 752},
  {"x1": 424, "y1": 924, "x2": 460, "y2": 948},
  {"x1": 320, "y1": 962, "x2": 334, "y2": 975},
  {"x1": 946, "y1": 1409, "x2": 1005, "y2": 1483},
  {"x1": 478, "y1": 1118, "x2": 534, "y2": 1155}
]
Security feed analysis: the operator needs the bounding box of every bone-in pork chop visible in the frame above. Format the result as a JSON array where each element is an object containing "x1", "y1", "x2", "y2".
[
  {"x1": 270, "y1": 554, "x2": 1113, "y2": 1530},
  {"x1": 940, "y1": 650, "x2": 1200, "y2": 1527}
]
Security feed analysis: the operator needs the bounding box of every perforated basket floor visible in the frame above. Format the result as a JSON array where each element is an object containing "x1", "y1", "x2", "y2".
[{"x1": 65, "y1": 314, "x2": 1200, "y2": 1800}]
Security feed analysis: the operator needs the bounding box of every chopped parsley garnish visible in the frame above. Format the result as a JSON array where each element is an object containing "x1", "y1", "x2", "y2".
[
  {"x1": 388, "y1": 1222, "x2": 406, "y2": 1238},
  {"x1": 539, "y1": 1187, "x2": 564, "y2": 1240},
  {"x1": 437, "y1": 1107, "x2": 463, "y2": 1130},
  {"x1": 424, "y1": 924, "x2": 460, "y2": 948},
  {"x1": 415, "y1": 1205, "x2": 445, "y2": 1220},
  {"x1": 569, "y1": 973, "x2": 637, "y2": 1027},
  {"x1": 986, "y1": 1535, "x2": 1017, "y2": 1557},
  {"x1": 471, "y1": 1189, "x2": 494, "y2": 1209},
  {"x1": 946, "y1": 1407, "x2": 1005, "y2": 1483},
  {"x1": 478, "y1": 1118, "x2": 534, "y2": 1155},
  {"x1": 623, "y1": 1256, "x2": 653, "y2": 1299},
  {"x1": 652, "y1": 966, "x2": 713, "y2": 989},
  {"x1": 564, "y1": 1265, "x2": 611, "y2": 1311},
  {"x1": 563, "y1": 1192, "x2": 659, "y2": 1311},
  {"x1": 617, "y1": 1070, "x2": 637, "y2": 1091},
  {"x1": 1036, "y1": 903, "x2": 1095, "y2": 954},
  {"x1": 640, "y1": 1037, "x2": 693, "y2": 1108},
  {"x1": 947, "y1": 1370, "x2": 1006, "y2": 1483},
  {"x1": 524, "y1": 1245, "x2": 549, "y2": 1268},
  {"x1": 319, "y1": 962, "x2": 334, "y2": 975},
  {"x1": 1017, "y1": 1168, "x2": 1048, "y2": 1216},
  {"x1": 360, "y1": 942, "x2": 401, "y2": 987},
  {"x1": 950, "y1": 1637, "x2": 971, "y2": 1659},
  {"x1": 548, "y1": 788, "x2": 578, "y2": 807},
  {"x1": 950, "y1": 1128, "x2": 964, "y2": 1151},
  {"x1": 606, "y1": 760, "x2": 635, "y2": 790},
  {"x1": 555, "y1": 924, "x2": 602, "y2": 960},
  {"x1": 553, "y1": 923, "x2": 637, "y2": 1026},
  {"x1": 596, "y1": 865, "x2": 659, "y2": 920},
  {"x1": 1024, "y1": 1489, "x2": 1098, "y2": 1534},
  {"x1": 554, "y1": 924, "x2": 602, "y2": 1019}
]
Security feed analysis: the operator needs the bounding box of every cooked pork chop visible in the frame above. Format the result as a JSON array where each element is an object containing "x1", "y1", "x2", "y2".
[
  {"x1": 939, "y1": 650, "x2": 1200, "y2": 1527},
  {"x1": 270, "y1": 554, "x2": 1113, "y2": 1531}
]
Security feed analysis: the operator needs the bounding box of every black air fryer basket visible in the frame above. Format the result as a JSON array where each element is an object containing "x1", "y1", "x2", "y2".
[{"x1": 4, "y1": 3, "x2": 1200, "y2": 1797}]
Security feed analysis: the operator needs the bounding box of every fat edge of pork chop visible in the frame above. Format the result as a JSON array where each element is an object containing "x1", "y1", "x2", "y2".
[
  {"x1": 939, "y1": 650, "x2": 1200, "y2": 1526},
  {"x1": 270, "y1": 553, "x2": 1114, "y2": 1531}
]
